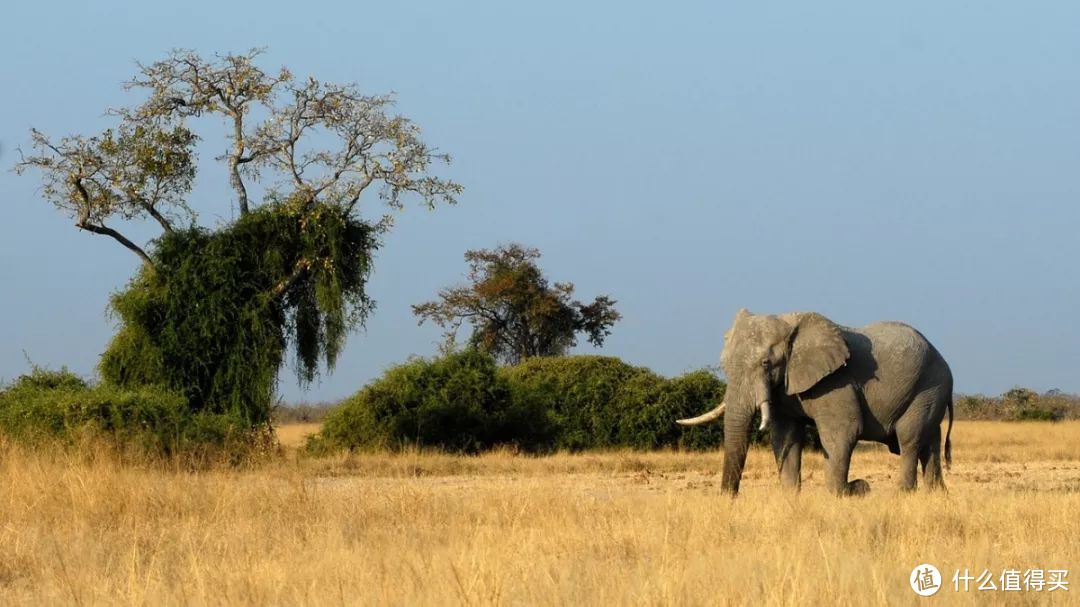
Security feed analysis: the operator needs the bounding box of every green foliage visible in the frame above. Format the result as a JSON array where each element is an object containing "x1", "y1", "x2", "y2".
[
  {"x1": 1003, "y1": 387, "x2": 1038, "y2": 407},
  {"x1": 1013, "y1": 407, "x2": 1060, "y2": 421},
  {"x1": 0, "y1": 368, "x2": 248, "y2": 456},
  {"x1": 413, "y1": 244, "x2": 621, "y2": 364},
  {"x1": 312, "y1": 350, "x2": 554, "y2": 453},
  {"x1": 8, "y1": 366, "x2": 89, "y2": 392},
  {"x1": 956, "y1": 387, "x2": 1078, "y2": 421},
  {"x1": 653, "y1": 370, "x2": 734, "y2": 450},
  {"x1": 1004, "y1": 387, "x2": 1067, "y2": 421},
  {"x1": 19, "y1": 49, "x2": 460, "y2": 440},
  {"x1": 499, "y1": 355, "x2": 640, "y2": 449},
  {"x1": 956, "y1": 395, "x2": 997, "y2": 419},
  {"x1": 100, "y1": 204, "x2": 375, "y2": 426},
  {"x1": 500, "y1": 356, "x2": 726, "y2": 451},
  {"x1": 312, "y1": 353, "x2": 728, "y2": 454}
]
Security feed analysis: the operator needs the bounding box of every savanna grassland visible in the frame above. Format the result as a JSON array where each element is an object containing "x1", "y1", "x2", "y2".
[{"x1": 1, "y1": 421, "x2": 1078, "y2": 606}]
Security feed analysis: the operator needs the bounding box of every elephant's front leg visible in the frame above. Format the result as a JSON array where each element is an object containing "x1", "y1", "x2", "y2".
[
  {"x1": 770, "y1": 416, "x2": 805, "y2": 490},
  {"x1": 806, "y1": 388, "x2": 868, "y2": 496},
  {"x1": 818, "y1": 435, "x2": 868, "y2": 496}
]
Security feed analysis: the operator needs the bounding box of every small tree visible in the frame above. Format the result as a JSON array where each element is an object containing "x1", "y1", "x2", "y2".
[
  {"x1": 16, "y1": 49, "x2": 461, "y2": 426},
  {"x1": 412, "y1": 244, "x2": 621, "y2": 364}
]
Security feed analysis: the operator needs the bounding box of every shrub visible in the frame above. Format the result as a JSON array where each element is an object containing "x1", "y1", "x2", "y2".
[
  {"x1": 312, "y1": 350, "x2": 554, "y2": 453},
  {"x1": 0, "y1": 368, "x2": 266, "y2": 459},
  {"x1": 499, "y1": 356, "x2": 646, "y2": 450},
  {"x1": 1003, "y1": 387, "x2": 1065, "y2": 421},
  {"x1": 1014, "y1": 407, "x2": 1060, "y2": 421},
  {"x1": 955, "y1": 388, "x2": 1079, "y2": 421},
  {"x1": 647, "y1": 369, "x2": 729, "y2": 450},
  {"x1": 4, "y1": 366, "x2": 89, "y2": 392},
  {"x1": 314, "y1": 353, "x2": 731, "y2": 454},
  {"x1": 499, "y1": 356, "x2": 727, "y2": 451},
  {"x1": 956, "y1": 395, "x2": 1000, "y2": 420}
]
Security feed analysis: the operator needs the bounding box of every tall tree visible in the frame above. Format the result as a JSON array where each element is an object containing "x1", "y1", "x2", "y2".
[
  {"x1": 16, "y1": 50, "x2": 461, "y2": 423},
  {"x1": 413, "y1": 244, "x2": 621, "y2": 365}
]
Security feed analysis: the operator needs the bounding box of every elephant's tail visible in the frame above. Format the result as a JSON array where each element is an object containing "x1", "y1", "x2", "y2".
[{"x1": 944, "y1": 395, "x2": 954, "y2": 470}]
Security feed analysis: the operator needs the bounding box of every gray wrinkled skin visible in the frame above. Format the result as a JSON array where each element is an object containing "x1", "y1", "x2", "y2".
[{"x1": 711, "y1": 309, "x2": 953, "y2": 496}]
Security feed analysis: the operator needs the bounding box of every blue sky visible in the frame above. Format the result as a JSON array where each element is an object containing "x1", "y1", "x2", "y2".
[{"x1": 2, "y1": 2, "x2": 1079, "y2": 400}]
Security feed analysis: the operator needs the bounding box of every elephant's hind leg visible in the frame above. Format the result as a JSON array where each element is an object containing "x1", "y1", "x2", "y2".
[
  {"x1": 894, "y1": 410, "x2": 924, "y2": 491},
  {"x1": 896, "y1": 389, "x2": 948, "y2": 491},
  {"x1": 919, "y1": 425, "x2": 946, "y2": 491},
  {"x1": 897, "y1": 448, "x2": 920, "y2": 491}
]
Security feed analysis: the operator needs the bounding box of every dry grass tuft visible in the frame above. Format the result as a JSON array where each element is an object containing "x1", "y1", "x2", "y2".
[{"x1": 0, "y1": 421, "x2": 1077, "y2": 605}]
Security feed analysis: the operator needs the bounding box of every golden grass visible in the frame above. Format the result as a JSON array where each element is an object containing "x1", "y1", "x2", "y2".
[
  {"x1": 274, "y1": 422, "x2": 321, "y2": 449},
  {"x1": 0, "y1": 421, "x2": 1077, "y2": 606}
]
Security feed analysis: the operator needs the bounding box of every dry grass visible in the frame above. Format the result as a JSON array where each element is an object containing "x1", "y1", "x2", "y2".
[
  {"x1": 274, "y1": 422, "x2": 321, "y2": 449},
  {"x1": 1, "y1": 421, "x2": 1078, "y2": 606}
]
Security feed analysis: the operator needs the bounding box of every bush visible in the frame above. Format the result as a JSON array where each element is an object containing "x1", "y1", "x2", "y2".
[
  {"x1": 955, "y1": 395, "x2": 1000, "y2": 420},
  {"x1": 1004, "y1": 387, "x2": 1066, "y2": 421},
  {"x1": 499, "y1": 356, "x2": 645, "y2": 450},
  {"x1": 955, "y1": 388, "x2": 1079, "y2": 421},
  {"x1": 313, "y1": 353, "x2": 730, "y2": 454},
  {"x1": 499, "y1": 356, "x2": 727, "y2": 451},
  {"x1": 649, "y1": 369, "x2": 731, "y2": 450},
  {"x1": 0, "y1": 368, "x2": 267, "y2": 459},
  {"x1": 6, "y1": 367, "x2": 90, "y2": 392},
  {"x1": 1014, "y1": 407, "x2": 1060, "y2": 421},
  {"x1": 312, "y1": 350, "x2": 554, "y2": 453}
]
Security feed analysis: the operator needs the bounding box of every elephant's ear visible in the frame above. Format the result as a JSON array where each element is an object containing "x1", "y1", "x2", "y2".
[{"x1": 785, "y1": 313, "x2": 850, "y2": 396}]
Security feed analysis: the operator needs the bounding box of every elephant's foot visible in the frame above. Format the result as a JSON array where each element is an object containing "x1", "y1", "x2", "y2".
[{"x1": 845, "y1": 479, "x2": 871, "y2": 497}]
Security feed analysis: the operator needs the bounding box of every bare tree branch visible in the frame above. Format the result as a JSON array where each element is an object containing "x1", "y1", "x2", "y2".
[
  {"x1": 270, "y1": 257, "x2": 313, "y2": 299},
  {"x1": 71, "y1": 178, "x2": 154, "y2": 267},
  {"x1": 125, "y1": 49, "x2": 292, "y2": 216},
  {"x1": 75, "y1": 219, "x2": 155, "y2": 267},
  {"x1": 15, "y1": 126, "x2": 194, "y2": 265},
  {"x1": 140, "y1": 201, "x2": 174, "y2": 233},
  {"x1": 18, "y1": 49, "x2": 462, "y2": 307}
]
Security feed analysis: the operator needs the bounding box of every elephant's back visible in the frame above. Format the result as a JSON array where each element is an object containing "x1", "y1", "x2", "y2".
[
  {"x1": 858, "y1": 321, "x2": 933, "y2": 364},
  {"x1": 846, "y1": 321, "x2": 947, "y2": 410}
]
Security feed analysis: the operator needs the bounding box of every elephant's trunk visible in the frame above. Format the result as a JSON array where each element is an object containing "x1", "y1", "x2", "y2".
[{"x1": 720, "y1": 406, "x2": 755, "y2": 495}]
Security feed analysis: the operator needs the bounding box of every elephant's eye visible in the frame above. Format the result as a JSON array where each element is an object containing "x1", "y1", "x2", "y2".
[{"x1": 761, "y1": 359, "x2": 770, "y2": 368}]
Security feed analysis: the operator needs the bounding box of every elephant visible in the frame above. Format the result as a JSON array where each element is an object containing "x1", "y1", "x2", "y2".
[{"x1": 677, "y1": 309, "x2": 953, "y2": 496}]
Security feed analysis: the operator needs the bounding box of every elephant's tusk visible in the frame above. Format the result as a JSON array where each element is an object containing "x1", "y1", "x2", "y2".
[
  {"x1": 676, "y1": 402, "x2": 726, "y2": 426},
  {"x1": 758, "y1": 401, "x2": 771, "y2": 431}
]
